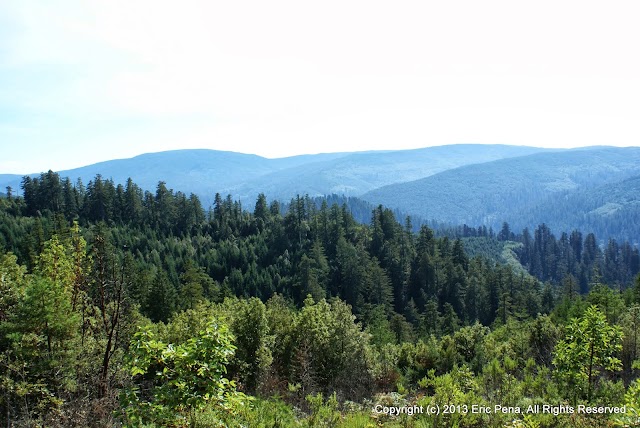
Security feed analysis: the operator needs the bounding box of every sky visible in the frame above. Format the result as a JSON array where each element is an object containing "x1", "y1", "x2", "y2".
[{"x1": 1, "y1": 0, "x2": 640, "y2": 174}]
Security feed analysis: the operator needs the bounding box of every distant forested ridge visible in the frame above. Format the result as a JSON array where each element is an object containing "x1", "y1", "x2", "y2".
[
  {"x1": 0, "y1": 145, "x2": 548, "y2": 207},
  {"x1": 362, "y1": 147, "x2": 640, "y2": 242},
  {"x1": 511, "y1": 175, "x2": 640, "y2": 244},
  {"x1": 1, "y1": 171, "x2": 640, "y2": 427}
]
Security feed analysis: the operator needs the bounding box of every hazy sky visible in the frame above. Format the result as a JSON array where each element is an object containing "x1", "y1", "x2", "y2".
[{"x1": 1, "y1": 0, "x2": 639, "y2": 173}]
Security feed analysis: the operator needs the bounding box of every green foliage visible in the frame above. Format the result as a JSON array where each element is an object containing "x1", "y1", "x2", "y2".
[
  {"x1": 0, "y1": 264, "x2": 79, "y2": 422},
  {"x1": 145, "y1": 270, "x2": 177, "y2": 323},
  {"x1": 613, "y1": 378, "x2": 640, "y2": 427},
  {"x1": 179, "y1": 261, "x2": 217, "y2": 309},
  {"x1": 306, "y1": 392, "x2": 341, "y2": 428},
  {"x1": 36, "y1": 235, "x2": 74, "y2": 291},
  {"x1": 0, "y1": 252, "x2": 26, "y2": 319},
  {"x1": 121, "y1": 321, "x2": 240, "y2": 426},
  {"x1": 297, "y1": 297, "x2": 373, "y2": 398},
  {"x1": 222, "y1": 297, "x2": 274, "y2": 393},
  {"x1": 553, "y1": 305, "x2": 623, "y2": 402},
  {"x1": 452, "y1": 323, "x2": 489, "y2": 372},
  {"x1": 528, "y1": 315, "x2": 561, "y2": 366},
  {"x1": 196, "y1": 397, "x2": 299, "y2": 428},
  {"x1": 587, "y1": 283, "x2": 626, "y2": 324},
  {"x1": 364, "y1": 305, "x2": 396, "y2": 347}
]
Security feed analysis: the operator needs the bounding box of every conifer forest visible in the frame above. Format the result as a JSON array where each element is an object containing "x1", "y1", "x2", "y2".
[{"x1": 1, "y1": 171, "x2": 640, "y2": 427}]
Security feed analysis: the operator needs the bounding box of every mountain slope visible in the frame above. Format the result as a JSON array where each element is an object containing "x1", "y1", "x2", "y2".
[
  {"x1": 361, "y1": 147, "x2": 640, "y2": 237},
  {"x1": 230, "y1": 144, "x2": 550, "y2": 201},
  {"x1": 511, "y1": 175, "x2": 640, "y2": 242},
  {"x1": 0, "y1": 145, "x2": 548, "y2": 204},
  {"x1": 0, "y1": 150, "x2": 356, "y2": 201}
]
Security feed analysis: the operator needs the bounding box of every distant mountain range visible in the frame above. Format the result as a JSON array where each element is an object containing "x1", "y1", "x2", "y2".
[
  {"x1": 228, "y1": 145, "x2": 549, "y2": 201},
  {"x1": 0, "y1": 150, "x2": 347, "y2": 202},
  {"x1": 2, "y1": 144, "x2": 640, "y2": 242},
  {"x1": 0, "y1": 144, "x2": 547, "y2": 205}
]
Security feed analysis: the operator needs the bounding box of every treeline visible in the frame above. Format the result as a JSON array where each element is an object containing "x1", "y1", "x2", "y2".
[
  {"x1": 306, "y1": 194, "x2": 429, "y2": 229},
  {"x1": 20, "y1": 172, "x2": 206, "y2": 235},
  {"x1": 442, "y1": 221, "x2": 640, "y2": 291}
]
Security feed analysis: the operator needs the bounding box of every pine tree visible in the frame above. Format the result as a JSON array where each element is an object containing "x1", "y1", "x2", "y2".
[
  {"x1": 145, "y1": 270, "x2": 177, "y2": 323},
  {"x1": 553, "y1": 305, "x2": 623, "y2": 402}
]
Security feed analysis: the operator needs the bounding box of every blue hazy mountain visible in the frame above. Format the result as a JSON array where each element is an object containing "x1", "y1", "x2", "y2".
[
  {"x1": 0, "y1": 144, "x2": 547, "y2": 205},
  {"x1": 509, "y1": 174, "x2": 640, "y2": 242},
  {"x1": 361, "y1": 146, "x2": 640, "y2": 241},
  {"x1": 230, "y1": 144, "x2": 549, "y2": 201}
]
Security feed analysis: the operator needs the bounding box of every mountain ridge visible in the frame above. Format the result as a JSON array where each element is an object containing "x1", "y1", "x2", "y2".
[
  {"x1": 0, "y1": 144, "x2": 549, "y2": 204},
  {"x1": 361, "y1": 146, "x2": 640, "y2": 241}
]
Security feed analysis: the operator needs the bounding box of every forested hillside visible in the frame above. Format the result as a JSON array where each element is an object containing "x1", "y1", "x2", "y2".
[
  {"x1": 230, "y1": 145, "x2": 548, "y2": 202},
  {"x1": 444, "y1": 222, "x2": 640, "y2": 292},
  {"x1": 362, "y1": 147, "x2": 640, "y2": 241},
  {"x1": 1, "y1": 171, "x2": 639, "y2": 427},
  {"x1": 511, "y1": 175, "x2": 640, "y2": 243}
]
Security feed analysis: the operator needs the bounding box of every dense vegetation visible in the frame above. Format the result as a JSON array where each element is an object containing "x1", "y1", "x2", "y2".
[
  {"x1": 444, "y1": 222, "x2": 640, "y2": 294},
  {"x1": 1, "y1": 171, "x2": 639, "y2": 427}
]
